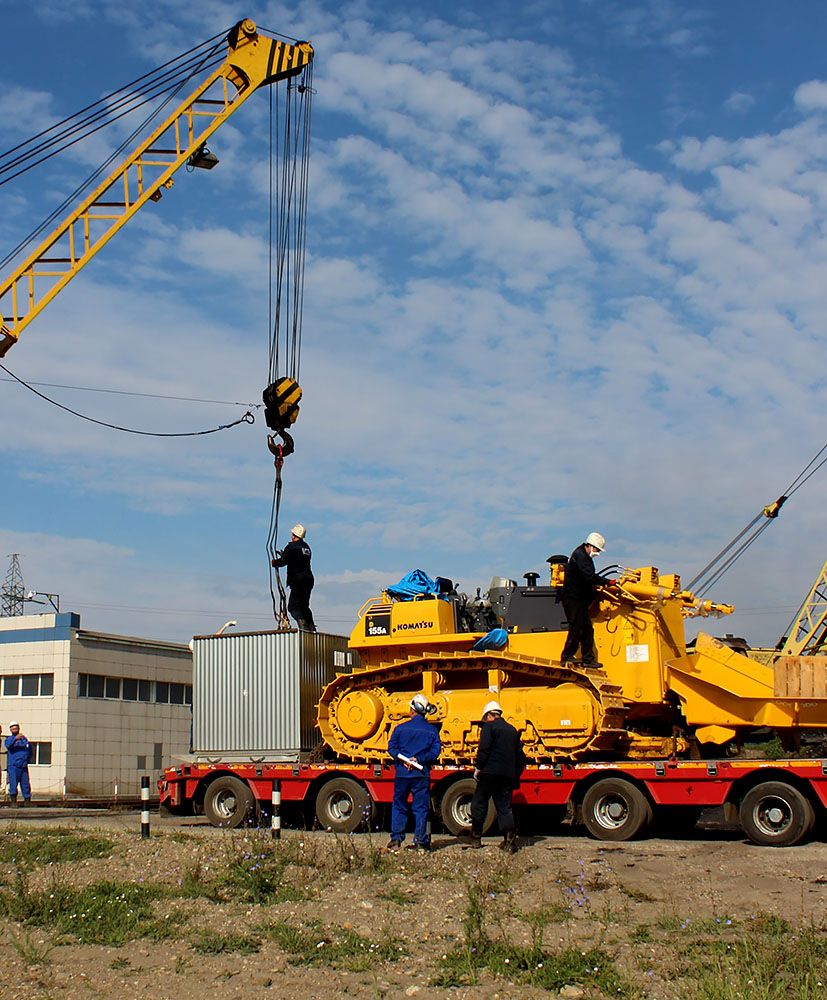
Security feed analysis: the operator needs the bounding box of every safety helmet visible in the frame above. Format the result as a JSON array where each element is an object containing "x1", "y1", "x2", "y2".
[
  {"x1": 410, "y1": 694, "x2": 431, "y2": 715},
  {"x1": 9, "y1": 720, "x2": 19, "y2": 727},
  {"x1": 291, "y1": 524, "x2": 306, "y2": 539},
  {"x1": 585, "y1": 531, "x2": 605, "y2": 552},
  {"x1": 482, "y1": 701, "x2": 503, "y2": 717}
]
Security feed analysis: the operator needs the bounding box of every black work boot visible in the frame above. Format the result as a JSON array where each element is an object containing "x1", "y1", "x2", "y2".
[
  {"x1": 462, "y1": 830, "x2": 483, "y2": 849},
  {"x1": 8, "y1": 795, "x2": 17, "y2": 807},
  {"x1": 500, "y1": 830, "x2": 518, "y2": 853}
]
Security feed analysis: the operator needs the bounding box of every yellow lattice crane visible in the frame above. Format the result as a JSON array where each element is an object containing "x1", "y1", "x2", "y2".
[{"x1": 0, "y1": 19, "x2": 313, "y2": 358}]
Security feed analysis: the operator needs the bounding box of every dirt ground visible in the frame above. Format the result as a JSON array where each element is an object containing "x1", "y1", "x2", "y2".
[{"x1": 0, "y1": 808, "x2": 824, "y2": 1000}]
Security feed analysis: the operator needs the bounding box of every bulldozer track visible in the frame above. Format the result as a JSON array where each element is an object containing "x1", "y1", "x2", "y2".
[{"x1": 319, "y1": 648, "x2": 629, "y2": 761}]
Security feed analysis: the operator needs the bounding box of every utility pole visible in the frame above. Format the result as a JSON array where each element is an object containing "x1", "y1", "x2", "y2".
[{"x1": 1, "y1": 553, "x2": 25, "y2": 616}]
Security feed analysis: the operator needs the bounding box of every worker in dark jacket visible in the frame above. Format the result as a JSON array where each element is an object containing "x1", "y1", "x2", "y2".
[
  {"x1": 5, "y1": 721, "x2": 32, "y2": 806},
  {"x1": 468, "y1": 701, "x2": 526, "y2": 852},
  {"x1": 387, "y1": 694, "x2": 441, "y2": 852},
  {"x1": 272, "y1": 523, "x2": 316, "y2": 631},
  {"x1": 560, "y1": 531, "x2": 610, "y2": 666}
]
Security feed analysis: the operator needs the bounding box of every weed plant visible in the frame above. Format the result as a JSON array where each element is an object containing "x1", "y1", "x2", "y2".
[
  {"x1": 0, "y1": 829, "x2": 113, "y2": 869},
  {"x1": 434, "y1": 877, "x2": 636, "y2": 996},
  {"x1": 191, "y1": 929, "x2": 262, "y2": 955},
  {"x1": 262, "y1": 918, "x2": 406, "y2": 971},
  {"x1": 0, "y1": 873, "x2": 168, "y2": 945}
]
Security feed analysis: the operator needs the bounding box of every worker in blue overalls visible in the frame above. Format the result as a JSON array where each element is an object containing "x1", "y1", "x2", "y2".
[
  {"x1": 387, "y1": 694, "x2": 441, "y2": 852},
  {"x1": 5, "y1": 721, "x2": 32, "y2": 805}
]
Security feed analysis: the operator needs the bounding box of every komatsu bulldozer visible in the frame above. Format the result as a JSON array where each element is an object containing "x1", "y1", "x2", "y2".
[{"x1": 317, "y1": 559, "x2": 827, "y2": 764}]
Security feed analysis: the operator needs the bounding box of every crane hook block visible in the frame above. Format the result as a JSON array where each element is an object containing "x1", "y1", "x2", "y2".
[{"x1": 263, "y1": 377, "x2": 302, "y2": 433}]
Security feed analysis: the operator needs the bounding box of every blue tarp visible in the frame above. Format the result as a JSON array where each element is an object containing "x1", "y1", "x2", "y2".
[
  {"x1": 470, "y1": 628, "x2": 508, "y2": 651},
  {"x1": 387, "y1": 569, "x2": 441, "y2": 601}
]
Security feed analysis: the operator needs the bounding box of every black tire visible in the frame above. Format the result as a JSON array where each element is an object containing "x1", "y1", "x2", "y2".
[
  {"x1": 581, "y1": 778, "x2": 653, "y2": 841},
  {"x1": 739, "y1": 781, "x2": 815, "y2": 847},
  {"x1": 315, "y1": 777, "x2": 375, "y2": 833},
  {"x1": 203, "y1": 775, "x2": 256, "y2": 829},
  {"x1": 439, "y1": 778, "x2": 496, "y2": 836}
]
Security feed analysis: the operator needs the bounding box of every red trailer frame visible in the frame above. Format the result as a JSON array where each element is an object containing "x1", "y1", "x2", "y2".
[{"x1": 160, "y1": 755, "x2": 827, "y2": 847}]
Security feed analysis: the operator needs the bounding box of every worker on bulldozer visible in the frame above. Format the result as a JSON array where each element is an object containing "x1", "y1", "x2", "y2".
[{"x1": 561, "y1": 531, "x2": 611, "y2": 667}]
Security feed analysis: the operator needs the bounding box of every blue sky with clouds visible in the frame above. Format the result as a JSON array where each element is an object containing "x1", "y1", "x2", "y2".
[{"x1": 1, "y1": 0, "x2": 826, "y2": 645}]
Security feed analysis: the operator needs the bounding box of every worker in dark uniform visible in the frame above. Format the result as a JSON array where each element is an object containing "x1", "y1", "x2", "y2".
[
  {"x1": 468, "y1": 701, "x2": 526, "y2": 852},
  {"x1": 272, "y1": 523, "x2": 316, "y2": 631},
  {"x1": 387, "y1": 694, "x2": 441, "y2": 852},
  {"x1": 560, "y1": 531, "x2": 610, "y2": 666}
]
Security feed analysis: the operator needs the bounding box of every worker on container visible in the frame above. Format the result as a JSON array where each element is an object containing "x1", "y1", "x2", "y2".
[
  {"x1": 272, "y1": 523, "x2": 316, "y2": 631},
  {"x1": 386, "y1": 694, "x2": 441, "y2": 853},
  {"x1": 5, "y1": 721, "x2": 32, "y2": 806},
  {"x1": 467, "y1": 701, "x2": 526, "y2": 852},
  {"x1": 560, "y1": 531, "x2": 611, "y2": 667}
]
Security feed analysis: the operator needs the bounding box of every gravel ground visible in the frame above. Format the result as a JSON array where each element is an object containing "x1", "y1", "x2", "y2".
[{"x1": 0, "y1": 807, "x2": 824, "y2": 999}]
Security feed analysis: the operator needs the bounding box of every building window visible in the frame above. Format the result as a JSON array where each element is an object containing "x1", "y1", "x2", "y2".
[
  {"x1": 77, "y1": 673, "x2": 190, "y2": 705},
  {"x1": 153, "y1": 743, "x2": 163, "y2": 770},
  {"x1": 1, "y1": 673, "x2": 54, "y2": 697},
  {"x1": 137, "y1": 754, "x2": 147, "y2": 770},
  {"x1": 30, "y1": 742, "x2": 52, "y2": 766}
]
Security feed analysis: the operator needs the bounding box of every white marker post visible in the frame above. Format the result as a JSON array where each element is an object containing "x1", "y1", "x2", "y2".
[
  {"x1": 271, "y1": 778, "x2": 281, "y2": 840},
  {"x1": 140, "y1": 775, "x2": 150, "y2": 839}
]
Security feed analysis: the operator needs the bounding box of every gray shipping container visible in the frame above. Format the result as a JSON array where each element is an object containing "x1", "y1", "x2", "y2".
[{"x1": 191, "y1": 630, "x2": 354, "y2": 761}]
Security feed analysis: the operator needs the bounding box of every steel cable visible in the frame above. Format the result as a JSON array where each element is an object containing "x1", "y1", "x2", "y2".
[{"x1": 1, "y1": 362, "x2": 254, "y2": 437}]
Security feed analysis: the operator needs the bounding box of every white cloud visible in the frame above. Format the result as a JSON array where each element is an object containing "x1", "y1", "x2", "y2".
[
  {"x1": 794, "y1": 80, "x2": 827, "y2": 113},
  {"x1": 724, "y1": 91, "x2": 754, "y2": 115}
]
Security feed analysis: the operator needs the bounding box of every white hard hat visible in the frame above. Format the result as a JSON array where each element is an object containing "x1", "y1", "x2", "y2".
[
  {"x1": 585, "y1": 531, "x2": 605, "y2": 552},
  {"x1": 482, "y1": 701, "x2": 502, "y2": 717},
  {"x1": 291, "y1": 523, "x2": 306, "y2": 539},
  {"x1": 9, "y1": 720, "x2": 19, "y2": 727},
  {"x1": 410, "y1": 694, "x2": 431, "y2": 715}
]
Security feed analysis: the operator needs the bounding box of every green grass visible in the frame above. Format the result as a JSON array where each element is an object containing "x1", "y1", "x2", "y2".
[
  {"x1": 435, "y1": 940, "x2": 634, "y2": 994},
  {"x1": 0, "y1": 829, "x2": 114, "y2": 869},
  {"x1": 191, "y1": 930, "x2": 261, "y2": 955},
  {"x1": 262, "y1": 918, "x2": 406, "y2": 971},
  {"x1": 215, "y1": 843, "x2": 308, "y2": 904},
  {"x1": 0, "y1": 875, "x2": 167, "y2": 945},
  {"x1": 682, "y1": 922, "x2": 827, "y2": 999}
]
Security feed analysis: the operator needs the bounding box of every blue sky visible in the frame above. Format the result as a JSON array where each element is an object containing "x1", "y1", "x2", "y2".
[{"x1": 1, "y1": 0, "x2": 826, "y2": 646}]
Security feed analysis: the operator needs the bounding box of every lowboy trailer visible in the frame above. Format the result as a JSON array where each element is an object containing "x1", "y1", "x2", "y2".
[{"x1": 159, "y1": 755, "x2": 827, "y2": 847}]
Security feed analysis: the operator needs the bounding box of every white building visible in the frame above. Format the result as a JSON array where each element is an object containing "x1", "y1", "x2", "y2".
[{"x1": 0, "y1": 612, "x2": 192, "y2": 798}]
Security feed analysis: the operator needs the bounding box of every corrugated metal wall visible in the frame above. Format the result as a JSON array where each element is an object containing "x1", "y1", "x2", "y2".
[{"x1": 192, "y1": 630, "x2": 352, "y2": 758}]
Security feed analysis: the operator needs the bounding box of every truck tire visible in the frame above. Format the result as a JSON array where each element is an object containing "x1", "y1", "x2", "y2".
[
  {"x1": 315, "y1": 777, "x2": 375, "y2": 833},
  {"x1": 739, "y1": 781, "x2": 815, "y2": 847},
  {"x1": 581, "y1": 778, "x2": 653, "y2": 841},
  {"x1": 439, "y1": 778, "x2": 496, "y2": 836},
  {"x1": 203, "y1": 775, "x2": 256, "y2": 829}
]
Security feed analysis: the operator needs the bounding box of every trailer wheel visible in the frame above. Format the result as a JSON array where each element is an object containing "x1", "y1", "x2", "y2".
[
  {"x1": 315, "y1": 777, "x2": 374, "y2": 833},
  {"x1": 581, "y1": 778, "x2": 653, "y2": 842},
  {"x1": 739, "y1": 781, "x2": 815, "y2": 847},
  {"x1": 439, "y1": 778, "x2": 496, "y2": 836},
  {"x1": 203, "y1": 775, "x2": 256, "y2": 829}
]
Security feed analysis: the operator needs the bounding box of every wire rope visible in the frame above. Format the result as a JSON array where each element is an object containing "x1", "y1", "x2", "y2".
[
  {"x1": 0, "y1": 362, "x2": 254, "y2": 437},
  {"x1": 688, "y1": 438, "x2": 827, "y2": 595}
]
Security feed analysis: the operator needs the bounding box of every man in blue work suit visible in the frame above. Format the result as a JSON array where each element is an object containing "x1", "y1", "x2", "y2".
[
  {"x1": 387, "y1": 694, "x2": 441, "y2": 852},
  {"x1": 5, "y1": 721, "x2": 32, "y2": 806}
]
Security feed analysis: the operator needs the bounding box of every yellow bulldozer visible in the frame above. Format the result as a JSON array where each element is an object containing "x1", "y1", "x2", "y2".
[{"x1": 317, "y1": 558, "x2": 827, "y2": 764}]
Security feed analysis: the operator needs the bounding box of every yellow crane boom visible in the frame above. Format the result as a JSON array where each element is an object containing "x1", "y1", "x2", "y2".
[{"x1": 0, "y1": 19, "x2": 313, "y2": 357}]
